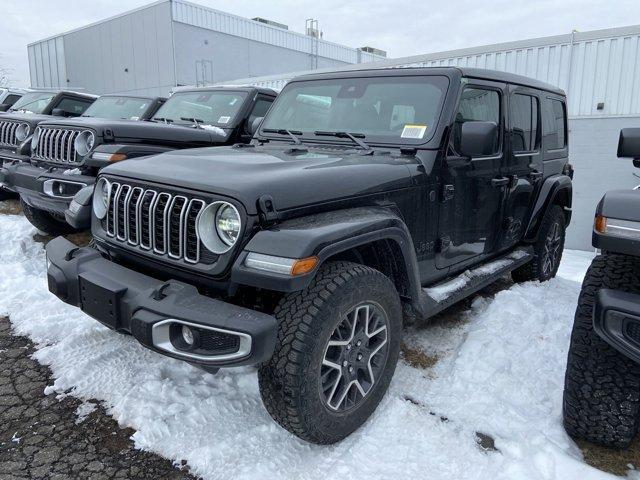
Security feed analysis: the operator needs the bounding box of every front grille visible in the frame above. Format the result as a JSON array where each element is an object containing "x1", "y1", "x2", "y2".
[
  {"x1": 105, "y1": 181, "x2": 207, "y2": 264},
  {"x1": 625, "y1": 321, "x2": 640, "y2": 345},
  {"x1": 0, "y1": 121, "x2": 20, "y2": 147},
  {"x1": 32, "y1": 127, "x2": 81, "y2": 163}
]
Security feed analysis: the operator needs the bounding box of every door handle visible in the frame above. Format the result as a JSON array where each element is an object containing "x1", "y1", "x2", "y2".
[{"x1": 491, "y1": 177, "x2": 510, "y2": 187}]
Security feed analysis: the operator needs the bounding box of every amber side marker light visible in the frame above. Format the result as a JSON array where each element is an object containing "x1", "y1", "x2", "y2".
[
  {"x1": 244, "y1": 253, "x2": 318, "y2": 276},
  {"x1": 594, "y1": 215, "x2": 607, "y2": 233},
  {"x1": 291, "y1": 257, "x2": 319, "y2": 276},
  {"x1": 91, "y1": 152, "x2": 128, "y2": 162}
]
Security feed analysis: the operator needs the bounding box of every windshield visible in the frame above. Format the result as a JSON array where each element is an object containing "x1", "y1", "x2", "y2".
[
  {"x1": 10, "y1": 92, "x2": 56, "y2": 114},
  {"x1": 82, "y1": 96, "x2": 152, "y2": 120},
  {"x1": 153, "y1": 91, "x2": 247, "y2": 126},
  {"x1": 262, "y1": 75, "x2": 449, "y2": 145}
]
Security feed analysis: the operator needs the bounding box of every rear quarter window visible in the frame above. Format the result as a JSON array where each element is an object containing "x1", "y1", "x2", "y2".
[{"x1": 542, "y1": 98, "x2": 567, "y2": 150}]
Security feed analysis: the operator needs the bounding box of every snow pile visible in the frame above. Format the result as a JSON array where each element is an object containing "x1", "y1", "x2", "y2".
[{"x1": 0, "y1": 213, "x2": 618, "y2": 480}]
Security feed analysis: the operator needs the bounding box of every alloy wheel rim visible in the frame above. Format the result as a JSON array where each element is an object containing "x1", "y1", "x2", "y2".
[
  {"x1": 320, "y1": 303, "x2": 389, "y2": 412},
  {"x1": 542, "y1": 222, "x2": 562, "y2": 276}
]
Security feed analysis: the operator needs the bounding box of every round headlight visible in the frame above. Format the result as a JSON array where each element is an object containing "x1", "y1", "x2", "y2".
[
  {"x1": 197, "y1": 201, "x2": 242, "y2": 254},
  {"x1": 74, "y1": 130, "x2": 95, "y2": 157},
  {"x1": 15, "y1": 123, "x2": 31, "y2": 142},
  {"x1": 31, "y1": 127, "x2": 41, "y2": 150},
  {"x1": 92, "y1": 178, "x2": 111, "y2": 220}
]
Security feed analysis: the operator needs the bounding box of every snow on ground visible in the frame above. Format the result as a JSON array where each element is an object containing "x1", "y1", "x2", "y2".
[{"x1": 0, "y1": 213, "x2": 620, "y2": 480}]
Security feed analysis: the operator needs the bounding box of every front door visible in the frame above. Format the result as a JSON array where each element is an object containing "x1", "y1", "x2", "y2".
[{"x1": 436, "y1": 81, "x2": 506, "y2": 270}]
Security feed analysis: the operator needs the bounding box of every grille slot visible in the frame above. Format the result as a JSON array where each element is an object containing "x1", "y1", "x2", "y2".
[
  {"x1": 105, "y1": 183, "x2": 206, "y2": 264},
  {"x1": 33, "y1": 127, "x2": 81, "y2": 163},
  {"x1": 0, "y1": 121, "x2": 19, "y2": 147}
]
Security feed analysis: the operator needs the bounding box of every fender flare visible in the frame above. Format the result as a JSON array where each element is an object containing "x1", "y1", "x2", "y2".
[
  {"x1": 524, "y1": 174, "x2": 572, "y2": 242},
  {"x1": 231, "y1": 206, "x2": 422, "y2": 302}
]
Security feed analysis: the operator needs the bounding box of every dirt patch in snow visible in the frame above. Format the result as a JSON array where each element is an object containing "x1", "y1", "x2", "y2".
[
  {"x1": 578, "y1": 438, "x2": 640, "y2": 476},
  {"x1": 401, "y1": 343, "x2": 439, "y2": 370},
  {"x1": 0, "y1": 199, "x2": 22, "y2": 215}
]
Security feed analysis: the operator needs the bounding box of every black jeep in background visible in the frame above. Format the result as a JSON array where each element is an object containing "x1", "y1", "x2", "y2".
[
  {"x1": 0, "y1": 90, "x2": 98, "y2": 199},
  {"x1": 45, "y1": 67, "x2": 572, "y2": 444},
  {"x1": 563, "y1": 128, "x2": 640, "y2": 449},
  {"x1": 3, "y1": 86, "x2": 276, "y2": 235}
]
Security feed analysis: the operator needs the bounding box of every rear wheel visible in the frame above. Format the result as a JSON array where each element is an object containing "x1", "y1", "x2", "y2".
[
  {"x1": 512, "y1": 205, "x2": 566, "y2": 283},
  {"x1": 20, "y1": 198, "x2": 78, "y2": 236},
  {"x1": 563, "y1": 254, "x2": 640, "y2": 448},
  {"x1": 258, "y1": 261, "x2": 402, "y2": 444}
]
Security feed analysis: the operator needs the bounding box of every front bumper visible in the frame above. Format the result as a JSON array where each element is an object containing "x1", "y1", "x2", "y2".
[
  {"x1": 3, "y1": 162, "x2": 95, "y2": 215},
  {"x1": 594, "y1": 288, "x2": 640, "y2": 364},
  {"x1": 0, "y1": 150, "x2": 30, "y2": 191},
  {"x1": 46, "y1": 236, "x2": 277, "y2": 367}
]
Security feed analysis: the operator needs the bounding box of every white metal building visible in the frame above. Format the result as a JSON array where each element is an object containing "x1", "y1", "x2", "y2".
[
  {"x1": 27, "y1": 0, "x2": 385, "y2": 97},
  {"x1": 222, "y1": 25, "x2": 640, "y2": 251}
]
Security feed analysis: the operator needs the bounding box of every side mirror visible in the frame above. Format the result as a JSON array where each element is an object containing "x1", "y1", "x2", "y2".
[
  {"x1": 617, "y1": 128, "x2": 640, "y2": 160},
  {"x1": 52, "y1": 108, "x2": 68, "y2": 117},
  {"x1": 459, "y1": 121, "x2": 498, "y2": 158},
  {"x1": 248, "y1": 116, "x2": 264, "y2": 136},
  {"x1": 0, "y1": 104, "x2": 10, "y2": 112}
]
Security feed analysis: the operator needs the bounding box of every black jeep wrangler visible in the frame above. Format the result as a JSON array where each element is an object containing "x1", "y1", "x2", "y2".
[
  {"x1": 3, "y1": 86, "x2": 276, "y2": 235},
  {"x1": 563, "y1": 128, "x2": 640, "y2": 449},
  {"x1": 45, "y1": 67, "x2": 572, "y2": 444},
  {"x1": 0, "y1": 90, "x2": 98, "y2": 199}
]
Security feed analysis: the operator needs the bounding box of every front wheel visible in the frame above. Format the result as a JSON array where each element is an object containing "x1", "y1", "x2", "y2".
[
  {"x1": 20, "y1": 198, "x2": 78, "y2": 236},
  {"x1": 258, "y1": 261, "x2": 402, "y2": 444},
  {"x1": 512, "y1": 205, "x2": 566, "y2": 283},
  {"x1": 563, "y1": 254, "x2": 640, "y2": 448}
]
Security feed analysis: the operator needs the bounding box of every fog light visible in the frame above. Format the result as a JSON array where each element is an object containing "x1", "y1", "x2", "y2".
[{"x1": 182, "y1": 325, "x2": 195, "y2": 346}]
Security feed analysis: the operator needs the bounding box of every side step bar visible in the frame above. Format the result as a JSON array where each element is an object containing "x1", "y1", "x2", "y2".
[{"x1": 419, "y1": 247, "x2": 534, "y2": 320}]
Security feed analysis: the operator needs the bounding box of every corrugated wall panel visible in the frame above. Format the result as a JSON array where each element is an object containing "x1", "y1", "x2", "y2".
[
  {"x1": 171, "y1": 0, "x2": 384, "y2": 65},
  {"x1": 223, "y1": 26, "x2": 640, "y2": 118}
]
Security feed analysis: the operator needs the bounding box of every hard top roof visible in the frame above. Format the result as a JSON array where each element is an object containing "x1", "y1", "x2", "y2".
[{"x1": 290, "y1": 66, "x2": 565, "y2": 96}]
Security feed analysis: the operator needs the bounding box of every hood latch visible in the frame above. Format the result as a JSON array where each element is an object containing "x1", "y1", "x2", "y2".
[{"x1": 257, "y1": 194, "x2": 279, "y2": 225}]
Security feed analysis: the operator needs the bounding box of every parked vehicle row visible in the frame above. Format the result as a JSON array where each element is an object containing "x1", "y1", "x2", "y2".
[
  {"x1": 31, "y1": 66, "x2": 576, "y2": 444},
  {"x1": 0, "y1": 86, "x2": 276, "y2": 233}
]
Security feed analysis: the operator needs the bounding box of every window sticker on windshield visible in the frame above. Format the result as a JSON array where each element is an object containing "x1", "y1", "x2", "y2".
[
  {"x1": 401, "y1": 125, "x2": 427, "y2": 139},
  {"x1": 218, "y1": 116, "x2": 231, "y2": 124}
]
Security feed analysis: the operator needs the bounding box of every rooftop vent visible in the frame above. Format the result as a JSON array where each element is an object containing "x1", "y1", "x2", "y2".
[
  {"x1": 359, "y1": 46, "x2": 387, "y2": 58},
  {"x1": 252, "y1": 17, "x2": 288, "y2": 30}
]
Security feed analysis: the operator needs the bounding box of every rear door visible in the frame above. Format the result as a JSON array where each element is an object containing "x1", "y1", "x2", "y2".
[
  {"x1": 498, "y1": 86, "x2": 542, "y2": 250},
  {"x1": 436, "y1": 80, "x2": 507, "y2": 270}
]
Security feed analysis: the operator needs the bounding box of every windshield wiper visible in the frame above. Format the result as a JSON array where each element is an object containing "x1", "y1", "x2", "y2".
[
  {"x1": 180, "y1": 117, "x2": 204, "y2": 128},
  {"x1": 314, "y1": 131, "x2": 371, "y2": 150},
  {"x1": 263, "y1": 128, "x2": 303, "y2": 145},
  {"x1": 152, "y1": 117, "x2": 174, "y2": 124}
]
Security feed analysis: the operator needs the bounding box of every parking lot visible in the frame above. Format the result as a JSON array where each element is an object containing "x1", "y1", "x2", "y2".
[{"x1": 1, "y1": 200, "x2": 638, "y2": 479}]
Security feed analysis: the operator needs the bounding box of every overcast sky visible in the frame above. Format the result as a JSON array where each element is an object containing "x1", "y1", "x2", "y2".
[{"x1": 2, "y1": 0, "x2": 640, "y2": 87}]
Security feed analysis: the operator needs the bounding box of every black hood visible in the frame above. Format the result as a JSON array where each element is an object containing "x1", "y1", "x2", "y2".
[
  {"x1": 38, "y1": 117, "x2": 230, "y2": 144},
  {"x1": 101, "y1": 145, "x2": 415, "y2": 214},
  {"x1": 0, "y1": 112, "x2": 54, "y2": 127}
]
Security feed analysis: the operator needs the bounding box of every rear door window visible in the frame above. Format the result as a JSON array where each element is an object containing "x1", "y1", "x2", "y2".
[{"x1": 510, "y1": 93, "x2": 540, "y2": 152}]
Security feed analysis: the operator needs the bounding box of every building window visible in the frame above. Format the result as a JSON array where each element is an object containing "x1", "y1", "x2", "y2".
[{"x1": 510, "y1": 94, "x2": 539, "y2": 152}]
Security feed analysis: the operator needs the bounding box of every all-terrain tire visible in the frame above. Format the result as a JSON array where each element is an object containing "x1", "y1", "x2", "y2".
[
  {"x1": 20, "y1": 198, "x2": 78, "y2": 236},
  {"x1": 258, "y1": 261, "x2": 402, "y2": 444},
  {"x1": 563, "y1": 253, "x2": 640, "y2": 448},
  {"x1": 512, "y1": 205, "x2": 566, "y2": 283}
]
